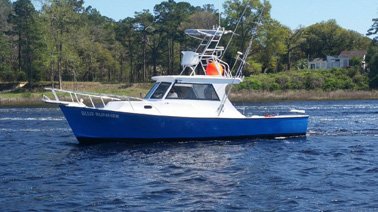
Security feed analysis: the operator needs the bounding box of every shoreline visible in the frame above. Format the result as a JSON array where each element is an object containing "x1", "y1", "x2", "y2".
[
  {"x1": 230, "y1": 90, "x2": 378, "y2": 102},
  {"x1": 1, "y1": 90, "x2": 378, "y2": 107},
  {"x1": 0, "y1": 97, "x2": 48, "y2": 107}
]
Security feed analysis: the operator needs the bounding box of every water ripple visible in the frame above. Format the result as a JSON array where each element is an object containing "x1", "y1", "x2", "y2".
[{"x1": 1, "y1": 100, "x2": 378, "y2": 210}]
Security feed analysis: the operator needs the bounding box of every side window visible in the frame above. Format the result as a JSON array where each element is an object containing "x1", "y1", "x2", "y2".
[
  {"x1": 166, "y1": 83, "x2": 219, "y2": 101},
  {"x1": 193, "y1": 84, "x2": 219, "y2": 100},
  {"x1": 150, "y1": 82, "x2": 171, "y2": 99},
  {"x1": 203, "y1": 85, "x2": 219, "y2": 100}
]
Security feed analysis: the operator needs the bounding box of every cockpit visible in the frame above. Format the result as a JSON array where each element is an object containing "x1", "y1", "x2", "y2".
[{"x1": 145, "y1": 82, "x2": 219, "y2": 101}]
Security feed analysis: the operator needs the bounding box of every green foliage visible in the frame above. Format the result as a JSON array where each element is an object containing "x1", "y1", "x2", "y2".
[
  {"x1": 42, "y1": 0, "x2": 84, "y2": 88},
  {"x1": 367, "y1": 18, "x2": 378, "y2": 42},
  {"x1": 349, "y1": 57, "x2": 361, "y2": 67},
  {"x1": 0, "y1": 0, "x2": 12, "y2": 32},
  {"x1": 301, "y1": 20, "x2": 371, "y2": 59},
  {"x1": 257, "y1": 20, "x2": 290, "y2": 73},
  {"x1": 0, "y1": 33, "x2": 12, "y2": 81},
  {"x1": 285, "y1": 28, "x2": 306, "y2": 70},
  {"x1": 7, "y1": 0, "x2": 45, "y2": 88},
  {"x1": 223, "y1": 0, "x2": 269, "y2": 51},
  {"x1": 237, "y1": 68, "x2": 369, "y2": 91},
  {"x1": 0, "y1": 0, "x2": 373, "y2": 93},
  {"x1": 180, "y1": 11, "x2": 218, "y2": 30},
  {"x1": 0, "y1": 0, "x2": 12, "y2": 80},
  {"x1": 245, "y1": 59, "x2": 262, "y2": 75},
  {"x1": 367, "y1": 43, "x2": 378, "y2": 88}
]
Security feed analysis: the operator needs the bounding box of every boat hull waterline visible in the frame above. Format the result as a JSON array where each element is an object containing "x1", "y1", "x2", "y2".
[{"x1": 60, "y1": 105, "x2": 309, "y2": 143}]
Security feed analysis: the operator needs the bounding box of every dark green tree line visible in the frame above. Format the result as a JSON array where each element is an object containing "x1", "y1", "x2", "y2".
[
  {"x1": 0, "y1": 0, "x2": 13, "y2": 81},
  {"x1": 0, "y1": 0, "x2": 373, "y2": 89},
  {"x1": 367, "y1": 18, "x2": 378, "y2": 88},
  {"x1": 8, "y1": 0, "x2": 45, "y2": 89},
  {"x1": 301, "y1": 20, "x2": 370, "y2": 59}
]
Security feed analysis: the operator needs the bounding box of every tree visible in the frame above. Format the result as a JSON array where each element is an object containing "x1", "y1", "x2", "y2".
[
  {"x1": 8, "y1": 0, "x2": 44, "y2": 88},
  {"x1": 0, "y1": 34, "x2": 12, "y2": 81},
  {"x1": 256, "y1": 20, "x2": 290, "y2": 73},
  {"x1": 134, "y1": 10, "x2": 154, "y2": 82},
  {"x1": 301, "y1": 20, "x2": 370, "y2": 59},
  {"x1": 81, "y1": 7, "x2": 121, "y2": 82},
  {"x1": 115, "y1": 17, "x2": 137, "y2": 83},
  {"x1": 145, "y1": 21, "x2": 165, "y2": 78},
  {"x1": 154, "y1": 0, "x2": 196, "y2": 75},
  {"x1": 285, "y1": 27, "x2": 306, "y2": 70},
  {"x1": 366, "y1": 44, "x2": 378, "y2": 88},
  {"x1": 180, "y1": 10, "x2": 218, "y2": 30},
  {"x1": 0, "y1": 0, "x2": 12, "y2": 32},
  {"x1": 42, "y1": 0, "x2": 82, "y2": 89},
  {"x1": 0, "y1": 0, "x2": 12, "y2": 81},
  {"x1": 223, "y1": 0, "x2": 270, "y2": 51},
  {"x1": 223, "y1": 0, "x2": 272, "y2": 74},
  {"x1": 367, "y1": 18, "x2": 378, "y2": 42},
  {"x1": 367, "y1": 18, "x2": 378, "y2": 88}
]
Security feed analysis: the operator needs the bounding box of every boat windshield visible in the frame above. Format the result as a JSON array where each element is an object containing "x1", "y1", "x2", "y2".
[
  {"x1": 166, "y1": 83, "x2": 219, "y2": 101},
  {"x1": 149, "y1": 82, "x2": 171, "y2": 99},
  {"x1": 144, "y1": 82, "x2": 160, "y2": 99}
]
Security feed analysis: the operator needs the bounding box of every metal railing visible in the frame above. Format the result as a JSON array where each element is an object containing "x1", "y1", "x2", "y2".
[{"x1": 43, "y1": 88, "x2": 143, "y2": 110}]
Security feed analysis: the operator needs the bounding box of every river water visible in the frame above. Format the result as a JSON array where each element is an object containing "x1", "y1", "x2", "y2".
[{"x1": 1, "y1": 100, "x2": 378, "y2": 211}]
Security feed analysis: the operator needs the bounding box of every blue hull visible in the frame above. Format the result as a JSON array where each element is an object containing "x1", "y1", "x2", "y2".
[{"x1": 59, "y1": 105, "x2": 308, "y2": 143}]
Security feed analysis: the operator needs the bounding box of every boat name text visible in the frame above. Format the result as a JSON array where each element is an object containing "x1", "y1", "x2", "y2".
[{"x1": 81, "y1": 111, "x2": 119, "y2": 119}]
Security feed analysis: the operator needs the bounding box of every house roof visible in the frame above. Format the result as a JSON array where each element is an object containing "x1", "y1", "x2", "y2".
[
  {"x1": 339, "y1": 50, "x2": 367, "y2": 58},
  {"x1": 309, "y1": 58, "x2": 325, "y2": 62}
]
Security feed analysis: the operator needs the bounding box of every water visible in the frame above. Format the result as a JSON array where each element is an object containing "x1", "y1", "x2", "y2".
[{"x1": 1, "y1": 100, "x2": 378, "y2": 211}]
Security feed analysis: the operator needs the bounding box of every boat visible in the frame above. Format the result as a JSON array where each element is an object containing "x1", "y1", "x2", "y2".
[{"x1": 43, "y1": 19, "x2": 309, "y2": 143}]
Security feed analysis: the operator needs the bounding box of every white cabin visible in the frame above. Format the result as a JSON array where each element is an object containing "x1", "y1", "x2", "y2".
[{"x1": 105, "y1": 75, "x2": 244, "y2": 118}]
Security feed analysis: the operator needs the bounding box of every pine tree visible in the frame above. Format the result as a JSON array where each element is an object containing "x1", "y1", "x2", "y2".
[
  {"x1": 8, "y1": 0, "x2": 44, "y2": 88},
  {"x1": 0, "y1": 0, "x2": 12, "y2": 81}
]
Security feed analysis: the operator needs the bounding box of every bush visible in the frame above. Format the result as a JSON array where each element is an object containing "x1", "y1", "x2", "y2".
[
  {"x1": 16, "y1": 71, "x2": 27, "y2": 81},
  {"x1": 275, "y1": 75, "x2": 290, "y2": 90},
  {"x1": 353, "y1": 73, "x2": 369, "y2": 90},
  {"x1": 0, "y1": 69, "x2": 15, "y2": 82},
  {"x1": 305, "y1": 72, "x2": 324, "y2": 90},
  {"x1": 237, "y1": 68, "x2": 369, "y2": 91}
]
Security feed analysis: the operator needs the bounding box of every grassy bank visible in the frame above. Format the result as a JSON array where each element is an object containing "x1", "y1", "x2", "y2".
[
  {"x1": 1, "y1": 81, "x2": 378, "y2": 107},
  {"x1": 0, "y1": 82, "x2": 151, "y2": 107},
  {"x1": 230, "y1": 90, "x2": 378, "y2": 102}
]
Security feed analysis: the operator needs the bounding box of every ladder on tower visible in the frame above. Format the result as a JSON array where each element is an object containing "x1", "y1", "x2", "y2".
[
  {"x1": 194, "y1": 27, "x2": 225, "y2": 74},
  {"x1": 180, "y1": 27, "x2": 231, "y2": 76}
]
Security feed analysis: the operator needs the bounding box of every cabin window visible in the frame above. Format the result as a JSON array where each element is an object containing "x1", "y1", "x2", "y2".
[
  {"x1": 144, "y1": 82, "x2": 160, "y2": 99},
  {"x1": 150, "y1": 82, "x2": 171, "y2": 99},
  {"x1": 166, "y1": 83, "x2": 219, "y2": 101}
]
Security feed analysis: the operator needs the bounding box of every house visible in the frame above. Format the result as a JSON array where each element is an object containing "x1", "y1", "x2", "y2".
[
  {"x1": 308, "y1": 58, "x2": 327, "y2": 69},
  {"x1": 308, "y1": 55, "x2": 349, "y2": 70},
  {"x1": 339, "y1": 50, "x2": 367, "y2": 70},
  {"x1": 308, "y1": 50, "x2": 367, "y2": 70}
]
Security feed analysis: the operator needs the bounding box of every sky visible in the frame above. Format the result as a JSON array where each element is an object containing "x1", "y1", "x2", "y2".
[{"x1": 83, "y1": 0, "x2": 378, "y2": 36}]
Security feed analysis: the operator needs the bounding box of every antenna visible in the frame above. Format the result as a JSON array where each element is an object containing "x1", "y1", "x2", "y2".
[
  {"x1": 218, "y1": 0, "x2": 221, "y2": 27},
  {"x1": 221, "y1": 5, "x2": 249, "y2": 59},
  {"x1": 217, "y1": 1, "x2": 266, "y2": 116},
  {"x1": 235, "y1": 1, "x2": 266, "y2": 77}
]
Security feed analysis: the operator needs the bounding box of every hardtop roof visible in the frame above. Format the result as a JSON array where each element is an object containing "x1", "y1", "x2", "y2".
[{"x1": 151, "y1": 75, "x2": 243, "y2": 84}]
